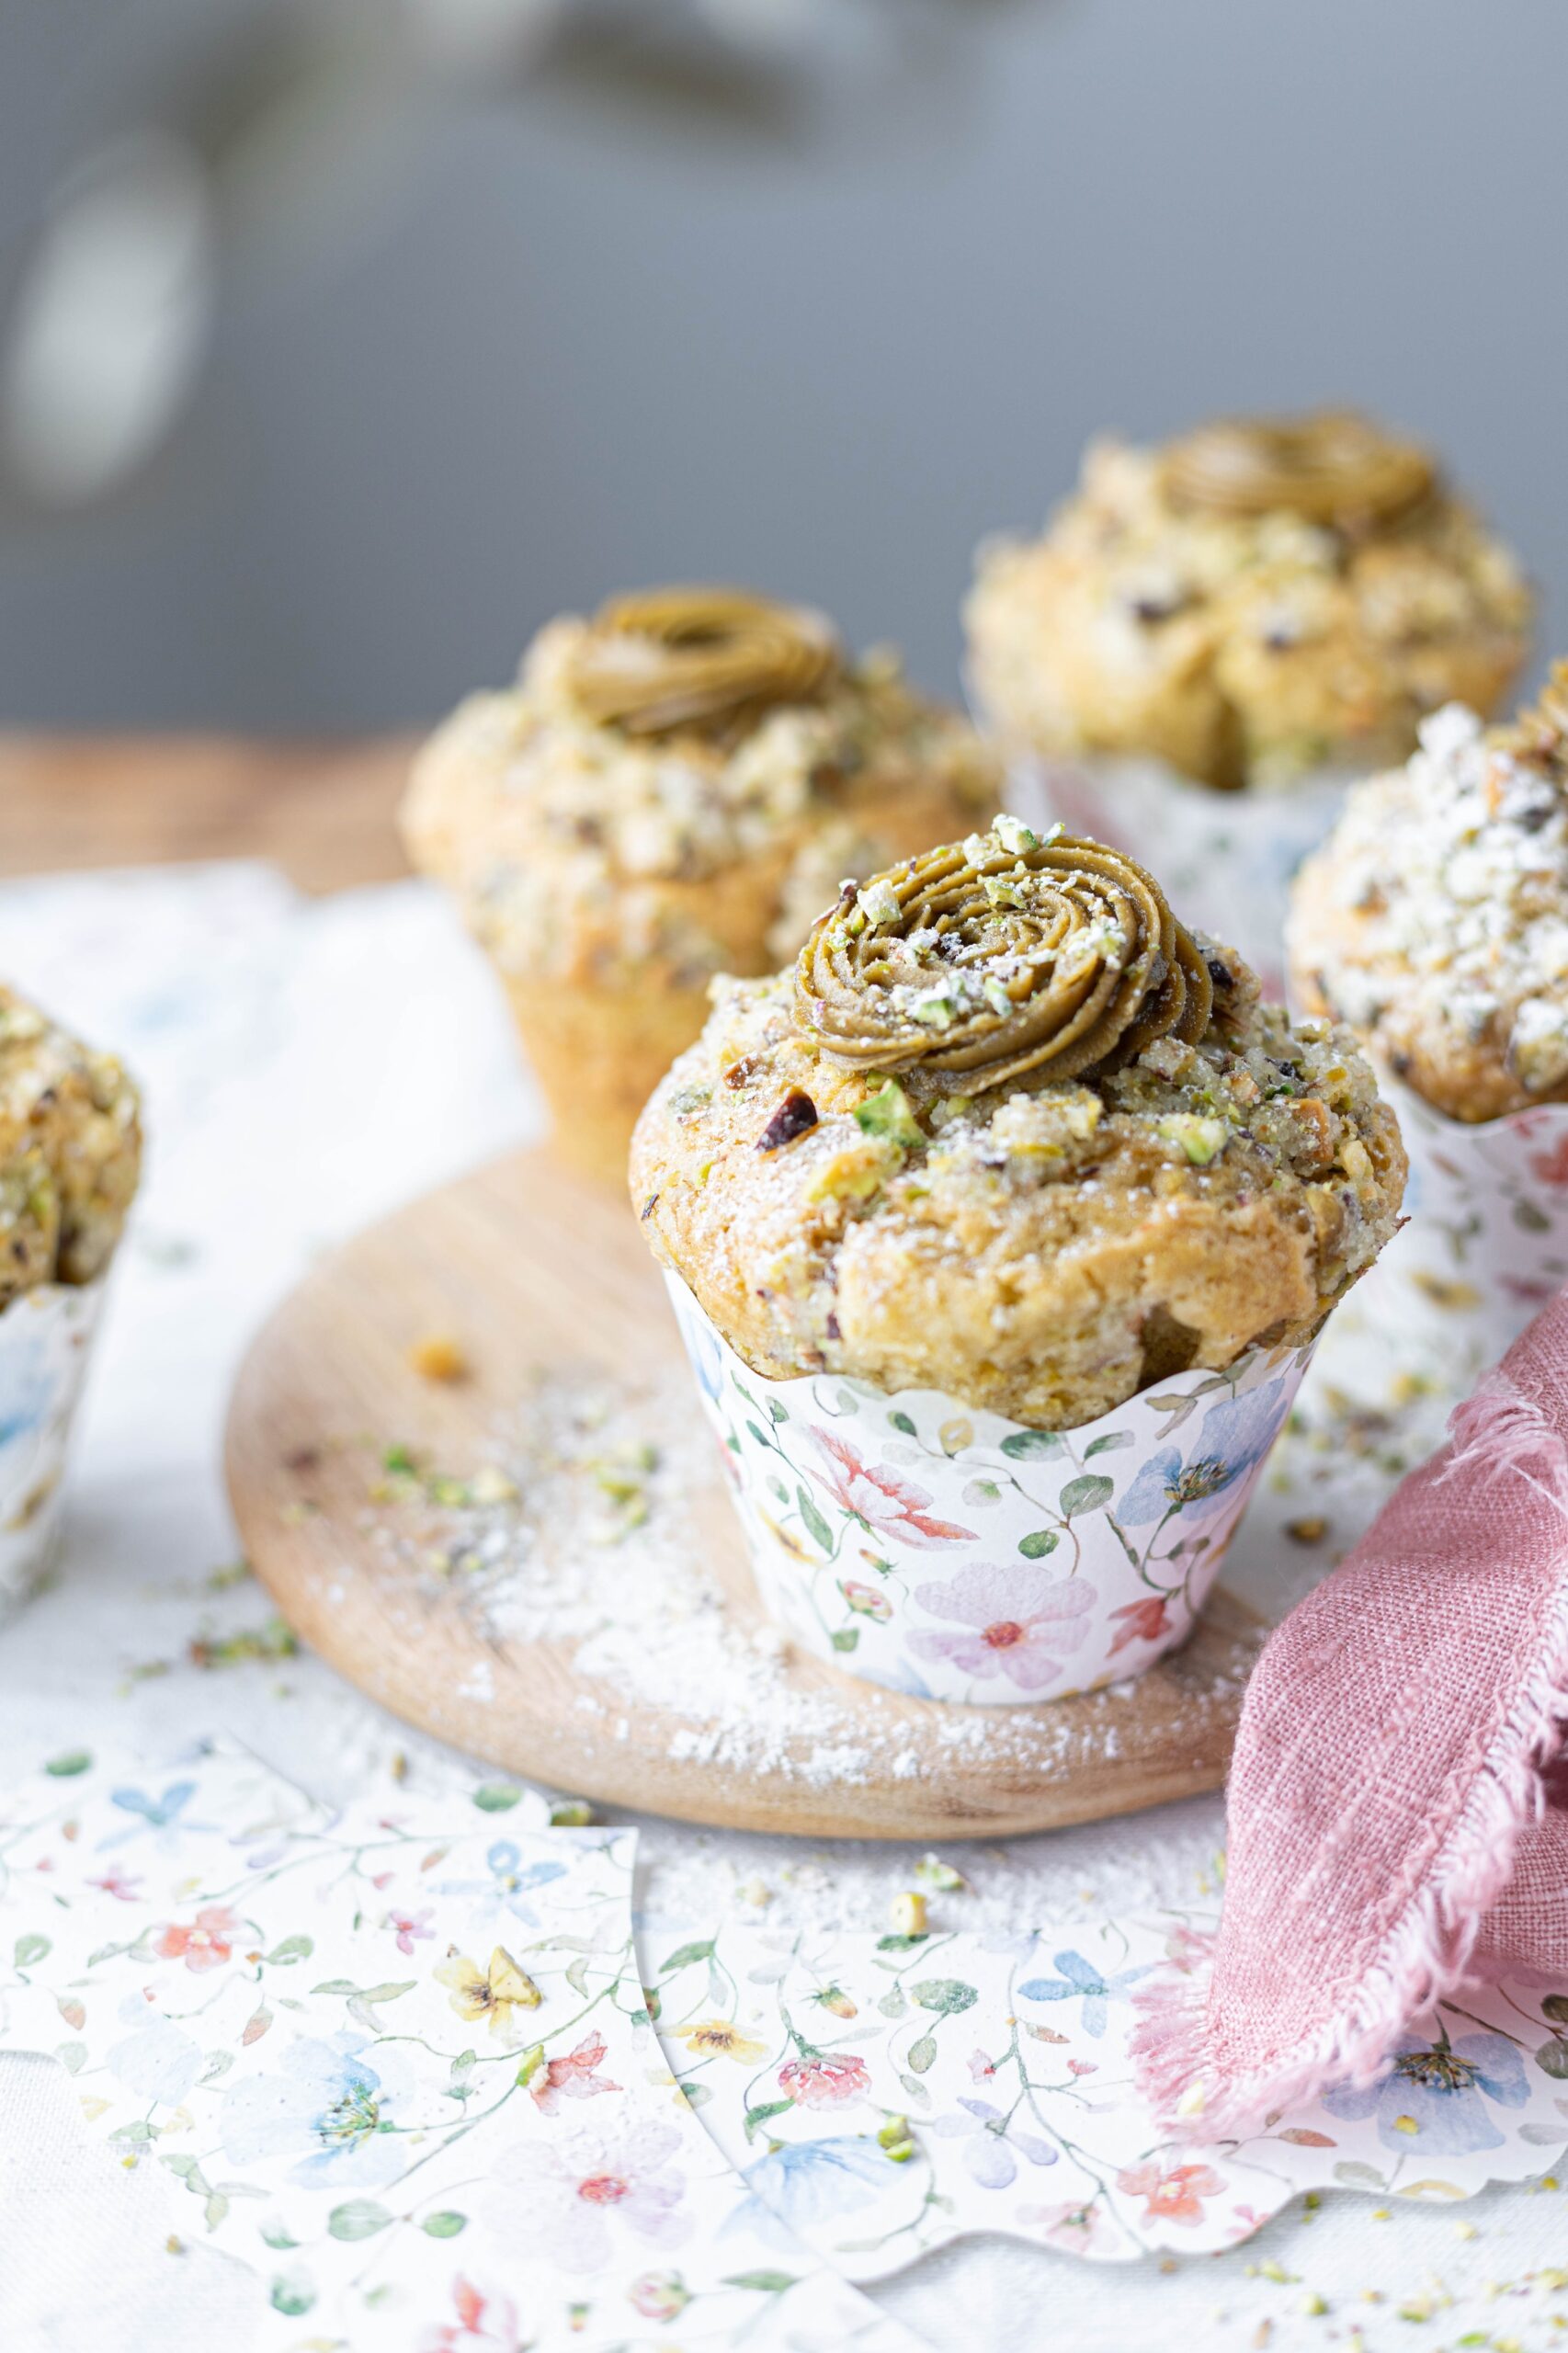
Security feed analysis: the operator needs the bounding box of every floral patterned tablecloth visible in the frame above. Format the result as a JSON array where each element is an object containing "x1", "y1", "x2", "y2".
[{"x1": 1, "y1": 863, "x2": 1565, "y2": 2353}]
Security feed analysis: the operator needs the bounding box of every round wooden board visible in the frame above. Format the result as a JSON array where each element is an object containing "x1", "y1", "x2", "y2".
[{"x1": 225, "y1": 1148, "x2": 1264, "y2": 1840}]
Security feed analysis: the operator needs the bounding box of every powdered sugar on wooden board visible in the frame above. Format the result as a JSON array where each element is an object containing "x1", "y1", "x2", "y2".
[{"x1": 339, "y1": 1362, "x2": 1258, "y2": 1795}]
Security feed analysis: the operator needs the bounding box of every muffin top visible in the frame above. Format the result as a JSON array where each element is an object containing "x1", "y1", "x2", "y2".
[
  {"x1": 632, "y1": 824, "x2": 1405, "y2": 1428},
  {"x1": 402, "y1": 587, "x2": 999, "y2": 994},
  {"x1": 1290, "y1": 668, "x2": 1568, "y2": 1122},
  {"x1": 0, "y1": 984, "x2": 142, "y2": 1310},
  {"x1": 966, "y1": 412, "x2": 1531, "y2": 792}
]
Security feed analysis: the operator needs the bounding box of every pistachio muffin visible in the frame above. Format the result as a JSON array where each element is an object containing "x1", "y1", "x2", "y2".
[
  {"x1": 1, "y1": 983, "x2": 142, "y2": 1309},
  {"x1": 403, "y1": 588, "x2": 1001, "y2": 1183},
  {"x1": 632, "y1": 823, "x2": 1404, "y2": 1430},
  {"x1": 1290, "y1": 666, "x2": 1568, "y2": 1123},
  {"x1": 967, "y1": 412, "x2": 1530, "y2": 792}
]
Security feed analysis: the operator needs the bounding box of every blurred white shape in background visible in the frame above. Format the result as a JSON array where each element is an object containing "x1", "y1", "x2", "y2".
[
  {"x1": 0, "y1": 0, "x2": 983, "y2": 514},
  {"x1": 1, "y1": 132, "x2": 215, "y2": 509}
]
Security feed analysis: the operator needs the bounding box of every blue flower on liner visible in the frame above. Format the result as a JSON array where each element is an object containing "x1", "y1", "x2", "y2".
[
  {"x1": 432, "y1": 1838, "x2": 568, "y2": 1932},
  {"x1": 1017, "y1": 1948, "x2": 1153, "y2": 2039},
  {"x1": 1117, "y1": 1378, "x2": 1290, "y2": 1529},
  {"x1": 98, "y1": 1780, "x2": 207, "y2": 1850},
  {"x1": 484, "y1": 1839, "x2": 568, "y2": 1917},
  {"x1": 219, "y1": 2030, "x2": 416, "y2": 2189},
  {"x1": 928, "y1": 2098, "x2": 1059, "y2": 2188},
  {"x1": 1320, "y1": 2030, "x2": 1529, "y2": 2154},
  {"x1": 733, "y1": 2134, "x2": 903, "y2": 2245},
  {"x1": 676, "y1": 1302, "x2": 724, "y2": 1404},
  {"x1": 0, "y1": 1334, "x2": 51, "y2": 1453}
]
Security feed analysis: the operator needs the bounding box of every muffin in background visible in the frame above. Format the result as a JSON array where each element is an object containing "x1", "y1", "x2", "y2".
[
  {"x1": 1290, "y1": 667, "x2": 1568, "y2": 1124},
  {"x1": 633, "y1": 824, "x2": 1404, "y2": 1702},
  {"x1": 968, "y1": 411, "x2": 1530, "y2": 794},
  {"x1": 965, "y1": 413, "x2": 1531, "y2": 995},
  {"x1": 634, "y1": 824, "x2": 1405, "y2": 1431},
  {"x1": 403, "y1": 587, "x2": 1001, "y2": 1185},
  {"x1": 0, "y1": 984, "x2": 142, "y2": 1617},
  {"x1": 1289, "y1": 665, "x2": 1568, "y2": 1377},
  {"x1": 1, "y1": 985, "x2": 141, "y2": 1305}
]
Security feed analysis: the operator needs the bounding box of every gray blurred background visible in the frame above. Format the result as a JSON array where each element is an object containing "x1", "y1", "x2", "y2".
[{"x1": 0, "y1": 0, "x2": 1562, "y2": 731}]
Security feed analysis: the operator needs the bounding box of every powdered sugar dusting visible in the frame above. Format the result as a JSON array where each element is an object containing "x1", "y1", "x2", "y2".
[{"x1": 348, "y1": 1367, "x2": 1257, "y2": 1796}]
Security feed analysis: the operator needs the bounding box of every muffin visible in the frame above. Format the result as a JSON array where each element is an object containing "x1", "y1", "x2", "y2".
[
  {"x1": 0, "y1": 983, "x2": 142, "y2": 1616},
  {"x1": 1290, "y1": 669, "x2": 1568, "y2": 1124},
  {"x1": 965, "y1": 413, "x2": 1531, "y2": 995},
  {"x1": 1, "y1": 984, "x2": 142, "y2": 1308},
  {"x1": 403, "y1": 587, "x2": 1001, "y2": 1184},
  {"x1": 1289, "y1": 667, "x2": 1568, "y2": 1377},
  {"x1": 634, "y1": 826, "x2": 1403, "y2": 1701},
  {"x1": 968, "y1": 412, "x2": 1530, "y2": 793},
  {"x1": 635, "y1": 824, "x2": 1404, "y2": 1431}
]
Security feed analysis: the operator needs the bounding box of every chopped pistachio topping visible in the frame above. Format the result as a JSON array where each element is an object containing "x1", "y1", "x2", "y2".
[
  {"x1": 1157, "y1": 1112, "x2": 1228, "y2": 1165},
  {"x1": 855, "y1": 877, "x2": 902, "y2": 929},
  {"x1": 852, "y1": 1079, "x2": 925, "y2": 1149},
  {"x1": 992, "y1": 813, "x2": 1040, "y2": 855}
]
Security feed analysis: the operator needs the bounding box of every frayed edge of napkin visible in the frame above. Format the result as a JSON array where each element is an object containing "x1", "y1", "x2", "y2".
[{"x1": 1131, "y1": 1370, "x2": 1568, "y2": 2140}]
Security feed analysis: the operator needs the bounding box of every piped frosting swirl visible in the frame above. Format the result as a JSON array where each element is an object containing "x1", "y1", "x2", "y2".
[
  {"x1": 793, "y1": 824, "x2": 1213, "y2": 1092},
  {"x1": 557, "y1": 586, "x2": 842, "y2": 740},
  {"x1": 1163, "y1": 410, "x2": 1436, "y2": 530}
]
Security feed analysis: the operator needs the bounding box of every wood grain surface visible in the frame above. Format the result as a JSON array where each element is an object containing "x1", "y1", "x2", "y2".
[
  {"x1": 226, "y1": 1146, "x2": 1264, "y2": 1841},
  {"x1": 0, "y1": 733, "x2": 414, "y2": 893}
]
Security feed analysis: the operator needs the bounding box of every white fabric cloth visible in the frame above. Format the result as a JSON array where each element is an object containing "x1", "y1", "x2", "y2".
[{"x1": 1, "y1": 865, "x2": 1564, "y2": 2352}]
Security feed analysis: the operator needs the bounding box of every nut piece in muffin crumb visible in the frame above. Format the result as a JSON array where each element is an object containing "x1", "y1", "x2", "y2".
[
  {"x1": 0, "y1": 984, "x2": 142, "y2": 1310},
  {"x1": 966, "y1": 413, "x2": 1531, "y2": 792},
  {"x1": 632, "y1": 826, "x2": 1404, "y2": 1431},
  {"x1": 1290, "y1": 669, "x2": 1568, "y2": 1123}
]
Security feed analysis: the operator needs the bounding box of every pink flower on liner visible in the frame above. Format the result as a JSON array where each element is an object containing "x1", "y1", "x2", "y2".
[
  {"x1": 1529, "y1": 1135, "x2": 1568, "y2": 1188},
  {"x1": 809, "y1": 1429, "x2": 975, "y2": 1548},
  {"x1": 1116, "y1": 2159, "x2": 1225, "y2": 2229},
  {"x1": 908, "y1": 1563, "x2": 1096, "y2": 1691},
  {"x1": 1501, "y1": 1273, "x2": 1558, "y2": 1306},
  {"x1": 530, "y1": 2030, "x2": 620, "y2": 2116},
  {"x1": 89, "y1": 1865, "x2": 142, "y2": 1904},
  {"x1": 423, "y1": 2276, "x2": 524, "y2": 2353},
  {"x1": 1017, "y1": 2198, "x2": 1123, "y2": 2257},
  {"x1": 156, "y1": 1904, "x2": 242, "y2": 1973},
  {"x1": 486, "y1": 2116, "x2": 689, "y2": 2274},
  {"x1": 388, "y1": 1906, "x2": 434, "y2": 1956},
  {"x1": 840, "y1": 1580, "x2": 892, "y2": 1621},
  {"x1": 629, "y1": 2272, "x2": 690, "y2": 2323},
  {"x1": 1107, "y1": 1595, "x2": 1171, "y2": 1655},
  {"x1": 778, "y1": 2052, "x2": 872, "y2": 2108}
]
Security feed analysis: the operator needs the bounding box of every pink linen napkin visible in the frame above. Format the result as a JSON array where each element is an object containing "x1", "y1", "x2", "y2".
[{"x1": 1133, "y1": 1288, "x2": 1568, "y2": 2138}]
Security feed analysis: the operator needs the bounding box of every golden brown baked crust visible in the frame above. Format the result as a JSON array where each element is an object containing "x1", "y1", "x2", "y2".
[
  {"x1": 0, "y1": 985, "x2": 142, "y2": 1309},
  {"x1": 966, "y1": 415, "x2": 1531, "y2": 792},
  {"x1": 632, "y1": 829, "x2": 1405, "y2": 1429},
  {"x1": 402, "y1": 597, "x2": 1000, "y2": 996},
  {"x1": 1290, "y1": 675, "x2": 1568, "y2": 1122}
]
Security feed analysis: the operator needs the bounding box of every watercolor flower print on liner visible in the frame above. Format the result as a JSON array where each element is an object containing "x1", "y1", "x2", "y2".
[
  {"x1": 809, "y1": 1427, "x2": 976, "y2": 1549},
  {"x1": 1117, "y1": 1380, "x2": 1291, "y2": 1540},
  {"x1": 1321, "y1": 2030, "x2": 1530, "y2": 2154},
  {"x1": 219, "y1": 2032, "x2": 419, "y2": 2191},
  {"x1": 422, "y1": 2275, "x2": 526, "y2": 2353},
  {"x1": 907, "y1": 1562, "x2": 1096, "y2": 1692},
  {"x1": 485, "y1": 2117, "x2": 692, "y2": 2274}
]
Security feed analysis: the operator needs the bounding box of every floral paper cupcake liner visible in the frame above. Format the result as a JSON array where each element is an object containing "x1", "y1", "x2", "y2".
[
  {"x1": 1353, "y1": 1074, "x2": 1568, "y2": 1385},
  {"x1": 665, "y1": 1273, "x2": 1312, "y2": 1707},
  {"x1": 1013, "y1": 752, "x2": 1352, "y2": 1002},
  {"x1": 0, "y1": 1279, "x2": 105, "y2": 1621}
]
